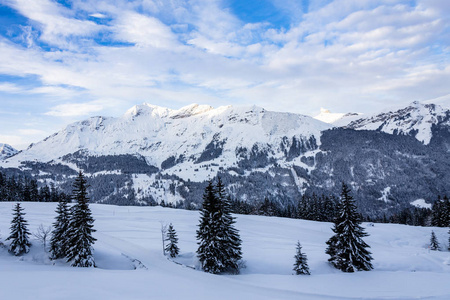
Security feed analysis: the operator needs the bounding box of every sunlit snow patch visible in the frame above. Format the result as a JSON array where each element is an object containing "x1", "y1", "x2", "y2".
[{"x1": 410, "y1": 199, "x2": 432, "y2": 209}]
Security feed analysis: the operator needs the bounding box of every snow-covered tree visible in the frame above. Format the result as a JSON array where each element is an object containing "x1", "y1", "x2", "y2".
[
  {"x1": 429, "y1": 231, "x2": 440, "y2": 251},
  {"x1": 293, "y1": 241, "x2": 310, "y2": 275},
  {"x1": 65, "y1": 171, "x2": 97, "y2": 267},
  {"x1": 49, "y1": 197, "x2": 71, "y2": 259},
  {"x1": 196, "y1": 178, "x2": 243, "y2": 274},
  {"x1": 6, "y1": 203, "x2": 31, "y2": 256},
  {"x1": 325, "y1": 183, "x2": 373, "y2": 272},
  {"x1": 165, "y1": 223, "x2": 180, "y2": 258}
]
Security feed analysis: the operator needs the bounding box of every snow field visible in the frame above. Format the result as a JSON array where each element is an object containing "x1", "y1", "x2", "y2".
[{"x1": 1, "y1": 202, "x2": 450, "y2": 299}]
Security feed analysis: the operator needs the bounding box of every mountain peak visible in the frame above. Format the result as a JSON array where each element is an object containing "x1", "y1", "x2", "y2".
[
  {"x1": 124, "y1": 103, "x2": 171, "y2": 118},
  {"x1": 169, "y1": 103, "x2": 214, "y2": 119},
  {"x1": 314, "y1": 108, "x2": 346, "y2": 124},
  {"x1": 345, "y1": 101, "x2": 450, "y2": 144},
  {"x1": 0, "y1": 143, "x2": 18, "y2": 160}
]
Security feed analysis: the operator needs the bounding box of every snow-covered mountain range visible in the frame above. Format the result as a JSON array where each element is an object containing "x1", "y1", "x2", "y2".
[
  {"x1": 345, "y1": 101, "x2": 450, "y2": 144},
  {"x1": 5, "y1": 103, "x2": 330, "y2": 173},
  {"x1": 1, "y1": 101, "x2": 449, "y2": 217}
]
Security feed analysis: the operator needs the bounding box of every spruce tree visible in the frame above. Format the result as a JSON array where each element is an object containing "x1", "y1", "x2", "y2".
[
  {"x1": 65, "y1": 171, "x2": 97, "y2": 267},
  {"x1": 49, "y1": 197, "x2": 71, "y2": 259},
  {"x1": 215, "y1": 177, "x2": 243, "y2": 273},
  {"x1": 293, "y1": 241, "x2": 310, "y2": 275},
  {"x1": 325, "y1": 183, "x2": 373, "y2": 272},
  {"x1": 197, "y1": 181, "x2": 221, "y2": 273},
  {"x1": 429, "y1": 231, "x2": 440, "y2": 251},
  {"x1": 6, "y1": 203, "x2": 31, "y2": 256},
  {"x1": 165, "y1": 223, "x2": 180, "y2": 258},
  {"x1": 196, "y1": 178, "x2": 243, "y2": 274}
]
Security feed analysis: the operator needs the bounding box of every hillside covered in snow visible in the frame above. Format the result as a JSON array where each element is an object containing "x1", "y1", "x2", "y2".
[{"x1": 0, "y1": 202, "x2": 449, "y2": 300}]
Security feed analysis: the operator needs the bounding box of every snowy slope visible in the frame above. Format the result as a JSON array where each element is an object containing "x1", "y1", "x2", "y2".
[
  {"x1": 314, "y1": 108, "x2": 347, "y2": 124},
  {"x1": 313, "y1": 108, "x2": 362, "y2": 125},
  {"x1": 0, "y1": 143, "x2": 18, "y2": 160},
  {"x1": 1, "y1": 103, "x2": 331, "y2": 173},
  {"x1": 0, "y1": 202, "x2": 449, "y2": 300},
  {"x1": 344, "y1": 101, "x2": 450, "y2": 144}
]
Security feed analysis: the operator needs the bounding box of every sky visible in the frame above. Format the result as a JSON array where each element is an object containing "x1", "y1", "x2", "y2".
[{"x1": 0, "y1": 0, "x2": 449, "y2": 149}]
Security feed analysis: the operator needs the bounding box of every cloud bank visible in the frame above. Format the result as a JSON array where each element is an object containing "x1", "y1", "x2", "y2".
[{"x1": 0, "y1": 0, "x2": 449, "y2": 148}]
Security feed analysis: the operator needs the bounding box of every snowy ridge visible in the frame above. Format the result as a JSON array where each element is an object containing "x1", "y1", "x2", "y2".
[
  {"x1": 344, "y1": 101, "x2": 450, "y2": 144},
  {"x1": 0, "y1": 143, "x2": 18, "y2": 160},
  {"x1": 1, "y1": 103, "x2": 331, "y2": 175}
]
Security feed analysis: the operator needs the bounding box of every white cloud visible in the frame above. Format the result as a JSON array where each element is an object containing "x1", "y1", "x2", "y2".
[
  {"x1": 45, "y1": 102, "x2": 104, "y2": 117},
  {"x1": 0, "y1": 0, "x2": 448, "y2": 141},
  {"x1": 90, "y1": 13, "x2": 107, "y2": 19},
  {"x1": 17, "y1": 129, "x2": 47, "y2": 136},
  {"x1": 114, "y1": 12, "x2": 179, "y2": 48},
  {"x1": 0, "y1": 134, "x2": 26, "y2": 149},
  {"x1": 0, "y1": 83, "x2": 22, "y2": 93},
  {"x1": 6, "y1": 0, "x2": 103, "y2": 50}
]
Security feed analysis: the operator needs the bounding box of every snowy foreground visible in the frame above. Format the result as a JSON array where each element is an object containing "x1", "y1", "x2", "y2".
[{"x1": 1, "y1": 203, "x2": 450, "y2": 300}]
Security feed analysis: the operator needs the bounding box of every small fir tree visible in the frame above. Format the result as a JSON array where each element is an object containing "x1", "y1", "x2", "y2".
[
  {"x1": 429, "y1": 231, "x2": 440, "y2": 251},
  {"x1": 49, "y1": 197, "x2": 71, "y2": 259},
  {"x1": 65, "y1": 171, "x2": 97, "y2": 267},
  {"x1": 165, "y1": 223, "x2": 180, "y2": 258},
  {"x1": 293, "y1": 241, "x2": 310, "y2": 275},
  {"x1": 6, "y1": 203, "x2": 31, "y2": 256},
  {"x1": 325, "y1": 183, "x2": 373, "y2": 272}
]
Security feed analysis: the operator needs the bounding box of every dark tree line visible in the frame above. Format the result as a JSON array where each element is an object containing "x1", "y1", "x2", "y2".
[
  {"x1": 431, "y1": 196, "x2": 450, "y2": 227},
  {"x1": 230, "y1": 193, "x2": 450, "y2": 228},
  {"x1": 230, "y1": 194, "x2": 338, "y2": 222},
  {"x1": 0, "y1": 171, "x2": 67, "y2": 202}
]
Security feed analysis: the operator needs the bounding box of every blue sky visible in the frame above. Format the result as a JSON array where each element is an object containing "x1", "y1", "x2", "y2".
[{"x1": 0, "y1": 0, "x2": 449, "y2": 149}]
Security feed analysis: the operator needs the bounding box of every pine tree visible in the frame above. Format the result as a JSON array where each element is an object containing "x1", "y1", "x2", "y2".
[
  {"x1": 325, "y1": 183, "x2": 373, "y2": 272},
  {"x1": 215, "y1": 177, "x2": 243, "y2": 273},
  {"x1": 6, "y1": 203, "x2": 31, "y2": 256},
  {"x1": 293, "y1": 241, "x2": 310, "y2": 275},
  {"x1": 196, "y1": 178, "x2": 243, "y2": 274},
  {"x1": 49, "y1": 197, "x2": 71, "y2": 259},
  {"x1": 197, "y1": 181, "x2": 221, "y2": 273},
  {"x1": 429, "y1": 231, "x2": 440, "y2": 251},
  {"x1": 165, "y1": 223, "x2": 180, "y2": 258},
  {"x1": 65, "y1": 171, "x2": 97, "y2": 267}
]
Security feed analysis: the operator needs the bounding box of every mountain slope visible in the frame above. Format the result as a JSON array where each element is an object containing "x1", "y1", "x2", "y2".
[
  {"x1": 344, "y1": 101, "x2": 450, "y2": 144},
  {"x1": 314, "y1": 108, "x2": 362, "y2": 125}
]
